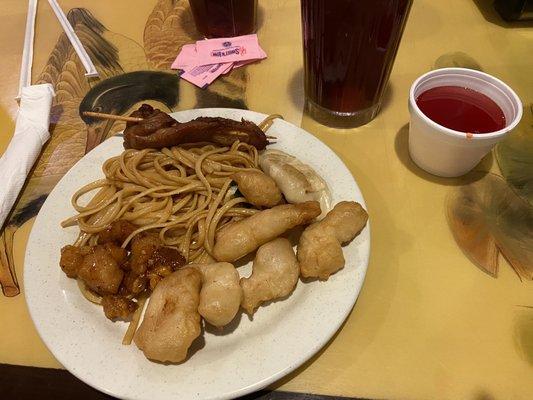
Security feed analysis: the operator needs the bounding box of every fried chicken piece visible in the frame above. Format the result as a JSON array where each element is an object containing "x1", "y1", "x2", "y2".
[
  {"x1": 59, "y1": 245, "x2": 85, "y2": 278},
  {"x1": 191, "y1": 262, "x2": 242, "y2": 328},
  {"x1": 101, "y1": 295, "x2": 138, "y2": 320},
  {"x1": 240, "y1": 238, "x2": 299, "y2": 315},
  {"x1": 232, "y1": 170, "x2": 282, "y2": 208},
  {"x1": 97, "y1": 220, "x2": 138, "y2": 245},
  {"x1": 134, "y1": 268, "x2": 202, "y2": 363},
  {"x1": 213, "y1": 201, "x2": 321, "y2": 262},
  {"x1": 77, "y1": 244, "x2": 125, "y2": 295},
  {"x1": 130, "y1": 233, "x2": 162, "y2": 275},
  {"x1": 298, "y1": 201, "x2": 368, "y2": 280}
]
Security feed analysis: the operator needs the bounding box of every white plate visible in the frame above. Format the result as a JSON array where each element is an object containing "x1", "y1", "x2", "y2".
[{"x1": 25, "y1": 108, "x2": 370, "y2": 400}]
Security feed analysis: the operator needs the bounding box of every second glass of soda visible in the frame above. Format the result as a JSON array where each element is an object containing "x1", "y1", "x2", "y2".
[
  {"x1": 189, "y1": 0, "x2": 258, "y2": 38},
  {"x1": 301, "y1": 0, "x2": 413, "y2": 127}
]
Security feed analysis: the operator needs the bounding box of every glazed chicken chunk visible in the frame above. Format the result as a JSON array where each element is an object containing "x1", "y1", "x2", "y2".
[
  {"x1": 101, "y1": 295, "x2": 138, "y2": 320},
  {"x1": 129, "y1": 233, "x2": 163, "y2": 275},
  {"x1": 77, "y1": 243, "x2": 127, "y2": 295},
  {"x1": 97, "y1": 220, "x2": 138, "y2": 245},
  {"x1": 59, "y1": 245, "x2": 87, "y2": 278},
  {"x1": 120, "y1": 242, "x2": 186, "y2": 295}
]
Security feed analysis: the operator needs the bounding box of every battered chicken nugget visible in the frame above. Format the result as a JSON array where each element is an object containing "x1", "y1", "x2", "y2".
[
  {"x1": 232, "y1": 169, "x2": 282, "y2": 208},
  {"x1": 241, "y1": 238, "x2": 299, "y2": 315},
  {"x1": 134, "y1": 268, "x2": 202, "y2": 363},
  {"x1": 192, "y1": 262, "x2": 242, "y2": 328},
  {"x1": 213, "y1": 201, "x2": 321, "y2": 262},
  {"x1": 298, "y1": 201, "x2": 368, "y2": 280}
]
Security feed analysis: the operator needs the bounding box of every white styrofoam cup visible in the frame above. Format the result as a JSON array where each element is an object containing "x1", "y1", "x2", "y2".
[{"x1": 408, "y1": 67, "x2": 523, "y2": 177}]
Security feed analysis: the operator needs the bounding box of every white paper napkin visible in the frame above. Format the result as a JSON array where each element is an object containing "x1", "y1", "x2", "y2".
[{"x1": 0, "y1": 83, "x2": 55, "y2": 227}]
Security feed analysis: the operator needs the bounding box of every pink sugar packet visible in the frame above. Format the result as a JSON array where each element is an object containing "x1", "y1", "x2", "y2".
[
  {"x1": 171, "y1": 44, "x2": 197, "y2": 70},
  {"x1": 233, "y1": 45, "x2": 267, "y2": 69},
  {"x1": 181, "y1": 63, "x2": 231, "y2": 88},
  {"x1": 172, "y1": 34, "x2": 267, "y2": 87},
  {"x1": 194, "y1": 34, "x2": 263, "y2": 66},
  {"x1": 219, "y1": 62, "x2": 234, "y2": 75}
]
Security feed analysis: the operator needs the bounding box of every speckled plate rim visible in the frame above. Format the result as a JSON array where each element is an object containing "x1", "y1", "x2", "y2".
[{"x1": 24, "y1": 108, "x2": 370, "y2": 400}]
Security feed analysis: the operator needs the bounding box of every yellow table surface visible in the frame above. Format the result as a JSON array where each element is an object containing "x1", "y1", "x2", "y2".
[{"x1": 1, "y1": 0, "x2": 532, "y2": 399}]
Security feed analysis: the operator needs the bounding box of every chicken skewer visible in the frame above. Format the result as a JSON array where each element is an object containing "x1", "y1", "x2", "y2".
[{"x1": 82, "y1": 108, "x2": 277, "y2": 146}]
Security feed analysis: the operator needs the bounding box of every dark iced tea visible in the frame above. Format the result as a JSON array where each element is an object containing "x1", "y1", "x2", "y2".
[
  {"x1": 301, "y1": 0, "x2": 412, "y2": 126},
  {"x1": 189, "y1": 0, "x2": 257, "y2": 38}
]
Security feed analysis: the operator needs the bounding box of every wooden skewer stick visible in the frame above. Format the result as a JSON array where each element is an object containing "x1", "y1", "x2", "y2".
[
  {"x1": 226, "y1": 132, "x2": 275, "y2": 139},
  {"x1": 82, "y1": 111, "x2": 143, "y2": 123},
  {"x1": 227, "y1": 131, "x2": 248, "y2": 138},
  {"x1": 258, "y1": 114, "x2": 284, "y2": 131}
]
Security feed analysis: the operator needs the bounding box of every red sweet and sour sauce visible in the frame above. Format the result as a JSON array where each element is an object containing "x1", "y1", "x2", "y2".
[{"x1": 415, "y1": 86, "x2": 506, "y2": 134}]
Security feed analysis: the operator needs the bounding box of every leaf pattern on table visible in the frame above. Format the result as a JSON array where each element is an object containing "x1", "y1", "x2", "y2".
[
  {"x1": 0, "y1": 9, "x2": 143, "y2": 296},
  {"x1": 495, "y1": 104, "x2": 533, "y2": 205},
  {"x1": 1, "y1": 1, "x2": 253, "y2": 296},
  {"x1": 143, "y1": 0, "x2": 248, "y2": 109},
  {"x1": 447, "y1": 173, "x2": 533, "y2": 280},
  {"x1": 79, "y1": 70, "x2": 181, "y2": 152},
  {"x1": 144, "y1": 0, "x2": 200, "y2": 70}
]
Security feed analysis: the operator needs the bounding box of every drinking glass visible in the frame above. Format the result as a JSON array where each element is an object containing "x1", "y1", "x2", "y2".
[
  {"x1": 301, "y1": 0, "x2": 413, "y2": 127},
  {"x1": 189, "y1": 0, "x2": 258, "y2": 38}
]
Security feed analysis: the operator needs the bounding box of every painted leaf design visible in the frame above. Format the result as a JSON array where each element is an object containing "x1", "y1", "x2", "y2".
[
  {"x1": 0, "y1": 8, "x2": 136, "y2": 296},
  {"x1": 495, "y1": 104, "x2": 533, "y2": 205},
  {"x1": 144, "y1": 0, "x2": 248, "y2": 108},
  {"x1": 447, "y1": 174, "x2": 500, "y2": 276},
  {"x1": 144, "y1": 0, "x2": 200, "y2": 70},
  {"x1": 447, "y1": 173, "x2": 533, "y2": 279},
  {"x1": 103, "y1": 30, "x2": 149, "y2": 72}
]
